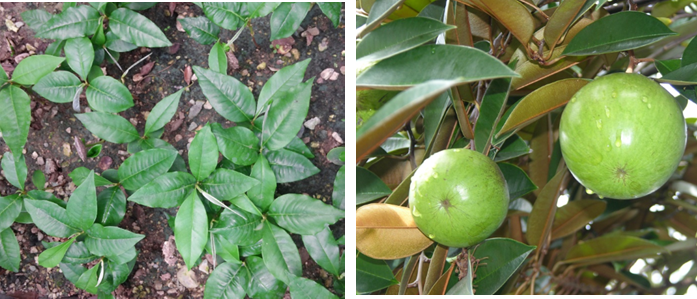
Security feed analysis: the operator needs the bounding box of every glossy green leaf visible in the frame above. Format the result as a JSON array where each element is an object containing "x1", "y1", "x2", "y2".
[
  {"x1": 96, "y1": 186, "x2": 126, "y2": 226},
  {"x1": 200, "y1": 168, "x2": 258, "y2": 203},
  {"x1": 202, "y1": 2, "x2": 246, "y2": 31},
  {"x1": 474, "y1": 78, "x2": 511, "y2": 153},
  {"x1": 301, "y1": 226, "x2": 341, "y2": 276},
  {"x1": 175, "y1": 192, "x2": 209, "y2": 270},
  {"x1": 246, "y1": 256, "x2": 286, "y2": 298},
  {"x1": 91, "y1": 19, "x2": 106, "y2": 46},
  {"x1": 23, "y1": 198, "x2": 79, "y2": 238},
  {"x1": 655, "y1": 59, "x2": 682, "y2": 76},
  {"x1": 11, "y1": 54, "x2": 65, "y2": 86},
  {"x1": 32, "y1": 169, "x2": 46, "y2": 190},
  {"x1": 0, "y1": 228, "x2": 21, "y2": 272},
  {"x1": 34, "y1": 71, "x2": 82, "y2": 104},
  {"x1": 86, "y1": 143, "x2": 102, "y2": 158},
  {"x1": 143, "y1": 89, "x2": 182, "y2": 135},
  {"x1": 563, "y1": 11, "x2": 676, "y2": 56},
  {"x1": 38, "y1": 237, "x2": 75, "y2": 268},
  {"x1": 75, "y1": 112, "x2": 139, "y2": 144},
  {"x1": 119, "y1": 2, "x2": 157, "y2": 10},
  {"x1": 128, "y1": 172, "x2": 196, "y2": 208},
  {"x1": 526, "y1": 170, "x2": 569, "y2": 248},
  {"x1": 256, "y1": 59, "x2": 311, "y2": 115},
  {"x1": 68, "y1": 167, "x2": 113, "y2": 187},
  {"x1": 683, "y1": 36, "x2": 697, "y2": 67},
  {"x1": 126, "y1": 137, "x2": 175, "y2": 153},
  {"x1": 189, "y1": 125, "x2": 219, "y2": 181},
  {"x1": 551, "y1": 200, "x2": 607, "y2": 240},
  {"x1": 20, "y1": 9, "x2": 52, "y2": 31},
  {"x1": 266, "y1": 149, "x2": 320, "y2": 183},
  {"x1": 74, "y1": 264, "x2": 99, "y2": 294},
  {"x1": 64, "y1": 37, "x2": 94, "y2": 80},
  {"x1": 492, "y1": 135, "x2": 530, "y2": 162},
  {"x1": 0, "y1": 195, "x2": 22, "y2": 230},
  {"x1": 179, "y1": 16, "x2": 220, "y2": 45},
  {"x1": 498, "y1": 163, "x2": 537, "y2": 200},
  {"x1": 62, "y1": 241, "x2": 97, "y2": 264},
  {"x1": 1, "y1": 152, "x2": 27, "y2": 190},
  {"x1": 262, "y1": 80, "x2": 312, "y2": 151},
  {"x1": 270, "y1": 2, "x2": 311, "y2": 40},
  {"x1": 26, "y1": 190, "x2": 65, "y2": 207},
  {"x1": 262, "y1": 222, "x2": 302, "y2": 284},
  {"x1": 563, "y1": 235, "x2": 666, "y2": 266},
  {"x1": 211, "y1": 208, "x2": 263, "y2": 246},
  {"x1": 207, "y1": 233, "x2": 239, "y2": 263},
  {"x1": 87, "y1": 65, "x2": 103, "y2": 82},
  {"x1": 247, "y1": 155, "x2": 276, "y2": 212},
  {"x1": 659, "y1": 62, "x2": 697, "y2": 85},
  {"x1": 211, "y1": 123, "x2": 259, "y2": 166},
  {"x1": 358, "y1": 0, "x2": 404, "y2": 37},
  {"x1": 285, "y1": 136, "x2": 314, "y2": 159},
  {"x1": 317, "y1": 2, "x2": 342, "y2": 27},
  {"x1": 66, "y1": 170, "x2": 97, "y2": 231},
  {"x1": 544, "y1": 0, "x2": 586, "y2": 48},
  {"x1": 193, "y1": 66, "x2": 255, "y2": 122},
  {"x1": 0, "y1": 86, "x2": 30, "y2": 154},
  {"x1": 86, "y1": 76, "x2": 134, "y2": 113},
  {"x1": 109, "y1": 8, "x2": 172, "y2": 47},
  {"x1": 357, "y1": 17, "x2": 454, "y2": 64},
  {"x1": 105, "y1": 245, "x2": 137, "y2": 265},
  {"x1": 204, "y1": 262, "x2": 248, "y2": 299},
  {"x1": 0, "y1": 65, "x2": 7, "y2": 85},
  {"x1": 357, "y1": 45, "x2": 518, "y2": 90},
  {"x1": 59, "y1": 262, "x2": 85, "y2": 285},
  {"x1": 105, "y1": 31, "x2": 138, "y2": 52},
  {"x1": 268, "y1": 194, "x2": 344, "y2": 235},
  {"x1": 247, "y1": 2, "x2": 280, "y2": 18},
  {"x1": 356, "y1": 166, "x2": 392, "y2": 205},
  {"x1": 497, "y1": 78, "x2": 589, "y2": 138},
  {"x1": 471, "y1": 238, "x2": 536, "y2": 295},
  {"x1": 209, "y1": 41, "x2": 227, "y2": 74},
  {"x1": 118, "y1": 148, "x2": 177, "y2": 190},
  {"x1": 356, "y1": 253, "x2": 399, "y2": 293},
  {"x1": 289, "y1": 276, "x2": 339, "y2": 299},
  {"x1": 333, "y1": 166, "x2": 345, "y2": 210},
  {"x1": 85, "y1": 224, "x2": 144, "y2": 262},
  {"x1": 36, "y1": 6, "x2": 100, "y2": 39}
]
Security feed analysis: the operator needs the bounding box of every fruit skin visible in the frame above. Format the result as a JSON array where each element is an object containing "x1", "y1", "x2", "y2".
[
  {"x1": 409, "y1": 149, "x2": 509, "y2": 248},
  {"x1": 559, "y1": 73, "x2": 686, "y2": 199}
]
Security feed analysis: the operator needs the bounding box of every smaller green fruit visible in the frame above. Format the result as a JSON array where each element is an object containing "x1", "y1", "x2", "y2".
[{"x1": 409, "y1": 149, "x2": 509, "y2": 248}]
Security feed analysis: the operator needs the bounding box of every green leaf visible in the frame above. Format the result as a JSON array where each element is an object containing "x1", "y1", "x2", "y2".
[
  {"x1": 85, "y1": 76, "x2": 134, "y2": 113},
  {"x1": 38, "y1": 237, "x2": 75, "y2": 268},
  {"x1": 544, "y1": 0, "x2": 587, "y2": 49},
  {"x1": 200, "y1": 168, "x2": 259, "y2": 201},
  {"x1": 128, "y1": 172, "x2": 196, "y2": 208},
  {"x1": 498, "y1": 163, "x2": 537, "y2": 200},
  {"x1": 270, "y1": 2, "x2": 311, "y2": 40},
  {"x1": 551, "y1": 200, "x2": 607, "y2": 240},
  {"x1": 11, "y1": 54, "x2": 65, "y2": 86},
  {"x1": 356, "y1": 253, "x2": 398, "y2": 293},
  {"x1": 246, "y1": 2, "x2": 280, "y2": 18},
  {"x1": 356, "y1": 166, "x2": 392, "y2": 205},
  {"x1": 256, "y1": 59, "x2": 311, "y2": 115},
  {"x1": 266, "y1": 149, "x2": 320, "y2": 183},
  {"x1": 179, "y1": 16, "x2": 220, "y2": 45},
  {"x1": 526, "y1": 170, "x2": 569, "y2": 248},
  {"x1": 356, "y1": 45, "x2": 519, "y2": 90},
  {"x1": 60, "y1": 262, "x2": 85, "y2": 285},
  {"x1": 36, "y1": 6, "x2": 100, "y2": 40},
  {"x1": 118, "y1": 148, "x2": 177, "y2": 190},
  {"x1": 357, "y1": 17, "x2": 455, "y2": 64},
  {"x1": 332, "y1": 166, "x2": 345, "y2": 210},
  {"x1": 193, "y1": 66, "x2": 255, "y2": 123},
  {"x1": 683, "y1": 35, "x2": 697, "y2": 67},
  {"x1": 211, "y1": 208, "x2": 263, "y2": 246},
  {"x1": 209, "y1": 41, "x2": 227, "y2": 74},
  {"x1": 86, "y1": 144, "x2": 102, "y2": 158},
  {"x1": 68, "y1": 167, "x2": 113, "y2": 186},
  {"x1": 0, "y1": 228, "x2": 20, "y2": 272},
  {"x1": 105, "y1": 31, "x2": 138, "y2": 52},
  {"x1": 87, "y1": 65, "x2": 104, "y2": 82},
  {"x1": 189, "y1": 125, "x2": 219, "y2": 181},
  {"x1": 20, "y1": 9, "x2": 52, "y2": 31},
  {"x1": 64, "y1": 37, "x2": 94, "y2": 80},
  {"x1": 247, "y1": 155, "x2": 276, "y2": 211},
  {"x1": 91, "y1": 19, "x2": 106, "y2": 46},
  {"x1": 96, "y1": 186, "x2": 126, "y2": 226},
  {"x1": 262, "y1": 80, "x2": 312, "y2": 151},
  {"x1": 492, "y1": 135, "x2": 530, "y2": 162},
  {"x1": 32, "y1": 170, "x2": 46, "y2": 190},
  {"x1": 563, "y1": 11, "x2": 676, "y2": 56},
  {"x1": 285, "y1": 136, "x2": 315, "y2": 159},
  {"x1": 207, "y1": 233, "x2": 239, "y2": 263},
  {"x1": 211, "y1": 123, "x2": 259, "y2": 166},
  {"x1": 358, "y1": 0, "x2": 403, "y2": 37},
  {"x1": 0, "y1": 86, "x2": 31, "y2": 154},
  {"x1": 127, "y1": 137, "x2": 175, "y2": 153},
  {"x1": 562, "y1": 235, "x2": 666, "y2": 266},
  {"x1": 246, "y1": 256, "x2": 286, "y2": 298},
  {"x1": 85, "y1": 223, "x2": 144, "y2": 262},
  {"x1": 106, "y1": 245, "x2": 137, "y2": 265},
  {"x1": 75, "y1": 112, "x2": 139, "y2": 144},
  {"x1": 66, "y1": 170, "x2": 97, "y2": 231},
  {"x1": 33, "y1": 71, "x2": 82, "y2": 103},
  {"x1": 62, "y1": 241, "x2": 98, "y2": 264},
  {"x1": 262, "y1": 222, "x2": 302, "y2": 284},
  {"x1": 203, "y1": 262, "x2": 249, "y2": 299},
  {"x1": 659, "y1": 62, "x2": 697, "y2": 85},
  {"x1": 26, "y1": 190, "x2": 65, "y2": 207},
  {"x1": 471, "y1": 238, "x2": 536, "y2": 294},
  {"x1": 23, "y1": 198, "x2": 79, "y2": 238},
  {"x1": 119, "y1": 2, "x2": 157, "y2": 10},
  {"x1": 144, "y1": 91, "x2": 183, "y2": 136},
  {"x1": 0, "y1": 195, "x2": 22, "y2": 230},
  {"x1": 109, "y1": 8, "x2": 172, "y2": 47},
  {"x1": 289, "y1": 276, "x2": 339, "y2": 299},
  {"x1": 45, "y1": 40, "x2": 66, "y2": 56},
  {"x1": 301, "y1": 226, "x2": 341, "y2": 276},
  {"x1": 75, "y1": 264, "x2": 99, "y2": 294},
  {"x1": 175, "y1": 191, "x2": 209, "y2": 270},
  {"x1": 655, "y1": 59, "x2": 682, "y2": 76},
  {"x1": 268, "y1": 194, "x2": 344, "y2": 235},
  {"x1": 202, "y1": 2, "x2": 247, "y2": 31},
  {"x1": 0, "y1": 65, "x2": 7, "y2": 86},
  {"x1": 317, "y1": 2, "x2": 342, "y2": 27},
  {"x1": 474, "y1": 78, "x2": 511, "y2": 153},
  {"x1": 1, "y1": 151, "x2": 27, "y2": 190}
]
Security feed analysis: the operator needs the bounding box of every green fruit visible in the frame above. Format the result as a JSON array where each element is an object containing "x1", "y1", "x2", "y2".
[
  {"x1": 409, "y1": 149, "x2": 509, "y2": 248},
  {"x1": 559, "y1": 73, "x2": 686, "y2": 199}
]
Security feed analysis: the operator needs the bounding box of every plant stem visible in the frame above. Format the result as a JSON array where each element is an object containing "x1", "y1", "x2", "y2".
[{"x1": 399, "y1": 254, "x2": 419, "y2": 295}]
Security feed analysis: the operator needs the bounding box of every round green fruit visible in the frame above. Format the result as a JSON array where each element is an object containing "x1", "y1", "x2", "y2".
[
  {"x1": 559, "y1": 73, "x2": 686, "y2": 199},
  {"x1": 409, "y1": 149, "x2": 509, "y2": 248}
]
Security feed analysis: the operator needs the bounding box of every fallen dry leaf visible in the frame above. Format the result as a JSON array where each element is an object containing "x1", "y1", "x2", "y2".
[
  {"x1": 226, "y1": 51, "x2": 239, "y2": 70},
  {"x1": 177, "y1": 267, "x2": 199, "y2": 289},
  {"x1": 176, "y1": 15, "x2": 185, "y2": 32},
  {"x1": 98, "y1": 156, "x2": 113, "y2": 170},
  {"x1": 73, "y1": 136, "x2": 86, "y2": 162},
  {"x1": 140, "y1": 61, "x2": 155, "y2": 76},
  {"x1": 271, "y1": 37, "x2": 295, "y2": 55},
  {"x1": 168, "y1": 43, "x2": 181, "y2": 54},
  {"x1": 183, "y1": 65, "x2": 193, "y2": 85},
  {"x1": 169, "y1": 2, "x2": 177, "y2": 16}
]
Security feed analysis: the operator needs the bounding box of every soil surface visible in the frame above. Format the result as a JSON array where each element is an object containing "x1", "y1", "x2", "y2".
[{"x1": 0, "y1": 2, "x2": 345, "y2": 298}]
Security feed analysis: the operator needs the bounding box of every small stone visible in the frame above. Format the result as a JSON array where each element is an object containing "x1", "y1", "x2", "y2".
[
  {"x1": 241, "y1": 69, "x2": 249, "y2": 76},
  {"x1": 332, "y1": 132, "x2": 344, "y2": 144},
  {"x1": 188, "y1": 122, "x2": 198, "y2": 131},
  {"x1": 154, "y1": 282, "x2": 163, "y2": 290},
  {"x1": 31, "y1": 151, "x2": 38, "y2": 159},
  {"x1": 98, "y1": 156, "x2": 113, "y2": 170},
  {"x1": 14, "y1": 53, "x2": 30, "y2": 64},
  {"x1": 26, "y1": 43, "x2": 36, "y2": 52},
  {"x1": 257, "y1": 62, "x2": 267, "y2": 70},
  {"x1": 44, "y1": 143, "x2": 49, "y2": 148},
  {"x1": 188, "y1": 101, "x2": 204, "y2": 119},
  {"x1": 310, "y1": 142, "x2": 320, "y2": 148},
  {"x1": 176, "y1": 15, "x2": 186, "y2": 32},
  {"x1": 62, "y1": 143, "x2": 72, "y2": 157},
  {"x1": 28, "y1": 265, "x2": 37, "y2": 272},
  {"x1": 45, "y1": 159, "x2": 57, "y2": 174},
  {"x1": 160, "y1": 273, "x2": 171, "y2": 281},
  {"x1": 30, "y1": 246, "x2": 38, "y2": 253},
  {"x1": 340, "y1": 66, "x2": 345, "y2": 75},
  {"x1": 65, "y1": 127, "x2": 71, "y2": 134},
  {"x1": 317, "y1": 78, "x2": 325, "y2": 84},
  {"x1": 37, "y1": 232, "x2": 43, "y2": 241},
  {"x1": 329, "y1": 72, "x2": 339, "y2": 81},
  {"x1": 175, "y1": 134, "x2": 183, "y2": 142},
  {"x1": 198, "y1": 259, "x2": 209, "y2": 274},
  {"x1": 5, "y1": 19, "x2": 19, "y2": 32},
  {"x1": 318, "y1": 38, "x2": 329, "y2": 52},
  {"x1": 320, "y1": 68, "x2": 335, "y2": 80},
  {"x1": 118, "y1": 150, "x2": 129, "y2": 156},
  {"x1": 36, "y1": 157, "x2": 44, "y2": 165},
  {"x1": 203, "y1": 101, "x2": 212, "y2": 110},
  {"x1": 291, "y1": 49, "x2": 300, "y2": 60},
  {"x1": 130, "y1": 118, "x2": 138, "y2": 126},
  {"x1": 304, "y1": 117, "x2": 321, "y2": 130},
  {"x1": 177, "y1": 267, "x2": 199, "y2": 289}
]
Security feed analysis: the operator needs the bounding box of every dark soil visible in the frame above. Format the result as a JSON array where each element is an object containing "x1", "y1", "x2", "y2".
[{"x1": 0, "y1": 2, "x2": 345, "y2": 298}]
